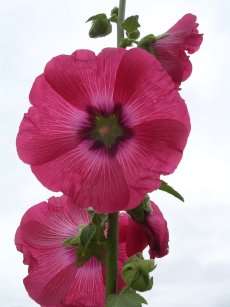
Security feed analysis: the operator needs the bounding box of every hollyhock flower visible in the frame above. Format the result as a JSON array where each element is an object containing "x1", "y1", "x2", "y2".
[
  {"x1": 122, "y1": 202, "x2": 169, "y2": 258},
  {"x1": 15, "y1": 196, "x2": 105, "y2": 307},
  {"x1": 15, "y1": 195, "x2": 142, "y2": 306},
  {"x1": 17, "y1": 47, "x2": 190, "y2": 213},
  {"x1": 153, "y1": 14, "x2": 203, "y2": 85}
]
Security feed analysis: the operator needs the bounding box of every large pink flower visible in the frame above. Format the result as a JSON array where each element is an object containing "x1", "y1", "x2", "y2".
[
  {"x1": 153, "y1": 14, "x2": 203, "y2": 85},
  {"x1": 121, "y1": 202, "x2": 169, "y2": 258},
  {"x1": 15, "y1": 196, "x2": 136, "y2": 307},
  {"x1": 17, "y1": 47, "x2": 190, "y2": 212}
]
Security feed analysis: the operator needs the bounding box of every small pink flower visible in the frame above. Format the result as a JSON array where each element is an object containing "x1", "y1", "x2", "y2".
[
  {"x1": 121, "y1": 202, "x2": 169, "y2": 258},
  {"x1": 153, "y1": 14, "x2": 203, "y2": 85},
  {"x1": 15, "y1": 196, "x2": 145, "y2": 306},
  {"x1": 16, "y1": 47, "x2": 190, "y2": 213},
  {"x1": 15, "y1": 196, "x2": 105, "y2": 306}
]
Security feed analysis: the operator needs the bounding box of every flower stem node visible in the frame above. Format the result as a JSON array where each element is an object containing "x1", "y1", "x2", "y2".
[{"x1": 87, "y1": 13, "x2": 112, "y2": 38}]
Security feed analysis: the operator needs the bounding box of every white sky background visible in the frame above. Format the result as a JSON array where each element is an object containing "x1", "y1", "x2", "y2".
[{"x1": 0, "y1": 0, "x2": 230, "y2": 306}]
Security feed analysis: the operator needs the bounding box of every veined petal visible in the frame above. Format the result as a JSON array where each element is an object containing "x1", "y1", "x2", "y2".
[{"x1": 17, "y1": 75, "x2": 88, "y2": 165}]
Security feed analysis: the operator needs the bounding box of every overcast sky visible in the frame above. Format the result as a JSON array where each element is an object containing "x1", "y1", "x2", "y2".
[{"x1": 1, "y1": 0, "x2": 230, "y2": 306}]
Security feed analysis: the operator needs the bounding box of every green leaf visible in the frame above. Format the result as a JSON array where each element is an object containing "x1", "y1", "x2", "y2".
[
  {"x1": 106, "y1": 288, "x2": 147, "y2": 307},
  {"x1": 122, "y1": 15, "x2": 140, "y2": 33},
  {"x1": 159, "y1": 180, "x2": 184, "y2": 202},
  {"x1": 80, "y1": 224, "x2": 97, "y2": 249},
  {"x1": 86, "y1": 13, "x2": 107, "y2": 22},
  {"x1": 86, "y1": 13, "x2": 112, "y2": 38},
  {"x1": 110, "y1": 7, "x2": 119, "y2": 16},
  {"x1": 127, "y1": 30, "x2": 140, "y2": 39},
  {"x1": 110, "y1": 7, "x2": 118, "y2": 22}
]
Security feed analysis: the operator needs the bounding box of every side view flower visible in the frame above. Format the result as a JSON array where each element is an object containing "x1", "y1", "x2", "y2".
[
  {"x1": 121, "y1": 201, "x2": 169, "y2": 258},
  {"x1": 16, "y1": 196, "x2": 167, "y2": 306},
  {"x1": 15, "y1": 196, "x2": 105, "y2": 306},
  {"x1": 16, "y1": 47, "x2": 190, "y2": 213},
  {"x1": 153, "y1": 14, "x2": 203, "y2": 85}
]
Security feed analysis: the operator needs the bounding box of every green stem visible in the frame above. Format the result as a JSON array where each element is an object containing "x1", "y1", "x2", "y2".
[
  {"x1": 106, "y1": 212, "x2": 119, "y2": 296},
  {"x1": 117, "y1": 0, "x2": 126, "y2": 47},
  {"x1": 105, "y1": 0, "x2": 126, "y2": 299}
]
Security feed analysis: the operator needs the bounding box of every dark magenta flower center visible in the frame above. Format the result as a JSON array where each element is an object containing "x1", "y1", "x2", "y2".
[
  {"x1": 80, "y1": 105, "x2": 133, "y2": 154},
  {"x1": 90, "y1": 114, "x2": 123, "y2": 149}
]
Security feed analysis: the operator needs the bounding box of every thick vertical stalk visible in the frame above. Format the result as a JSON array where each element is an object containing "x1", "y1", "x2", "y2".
[
  {"x1": 105, "y1": 212, "x2": 119, "y2": 296},
  {"x1": 105, "y1": 0, "x2": 126, "y2": 299},
  {"x1": 117, "y1": 0, "x2": 126, "y2": 47}
]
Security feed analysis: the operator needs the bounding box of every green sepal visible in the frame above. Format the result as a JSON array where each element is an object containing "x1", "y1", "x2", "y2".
[
  {"x1": 64, "y1": 216, "x2": 107, "y2": 267},
  {"x1": 159, "y1": 180, "x2": 184, "y2": 202},
  {"x1": 127, "y1": 30, "x2": 140, "y2": 40},
  {"x1": 138, "y1": 34, "x2": 156, "y2": 52},
  {"x1": 63, "y1": 236, "x2": 80, "y2": 247},
  {"x1": 122, "y1": 255, "x2": 156, "y2": 292},
  {"x1": 80, "y1": 224, "x2": 97, "y2": 249},
  {"x1": 76, "y1": 239, "x2": 106, "y2": 267},
  {"x1": 122, "y1": 15, "x2": 140, "y2": 33},
  {"x1": 92, "y1": 212, "x2": 108, "y2": 226},
  {"x1": 106, "y1": 288, "x2": 147, "y2": 307},
  {"x1": 127, "y1": 195, "x2": 151, "y2": 223},
  {"x1": 119, "y1": 38, "x2": 133, "y2": 48},
  {"x1": 87, "y1": 13, "x2": 112, "y2": 38}
]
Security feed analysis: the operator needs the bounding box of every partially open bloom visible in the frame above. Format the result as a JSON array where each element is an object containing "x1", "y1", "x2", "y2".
[
  {"x1": 15, "y1": 196, "x2": 147, "y2": 306},
  {"x1": 17, "y1": 47, "x2": 190, "y2": 212},
  {"x1": 121, "y1": 201, "x2": 169, "y2": 258},
  {"x1": 15, "y1": 196, "x2": 105, "y2": 306},
  {"x1": 153, "y1": 14, "x2": 203, "y2": 85}
]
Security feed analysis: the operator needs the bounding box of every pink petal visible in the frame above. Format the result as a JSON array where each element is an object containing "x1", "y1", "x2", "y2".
[
  {"x1": 32, "y1": 142, "x2": 130, "y2": 213},
  {"x1": 133, "y1": 118, "x2": 189, "y2": 174},
  {"x1": 16, "y1": 196, "x2": 105, "y2": 306},
  {"x1": 17, "y1": 197, "x2": 88, "y2": 250},
  {"x1": 113, "y1": 48, "x2": 175, "y2": 105},
  {"x1": 44, "y1": 50, "x2": 96, "y2": 111},
  {"x1": 64, "y1": 257, "x2": 105, "y2": 307},
  {"x1": 146, "y1": 202, "x2": 169, "y2": 258},
  {"x1": 45, "y1": 48, "x2": 126, "y2": 112},
  {"x1": 91, "y1": 48, "x2": 126, "y2": 112},
  {"x1": 153, "y1": 14, "x2": 203, "y2": 84},
  {"x1": 125, "y1": 217, "x2": 149, "y2": 257},
  {"x1": 17, "y1": 75, "x2": 88, "y2": 165}
]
